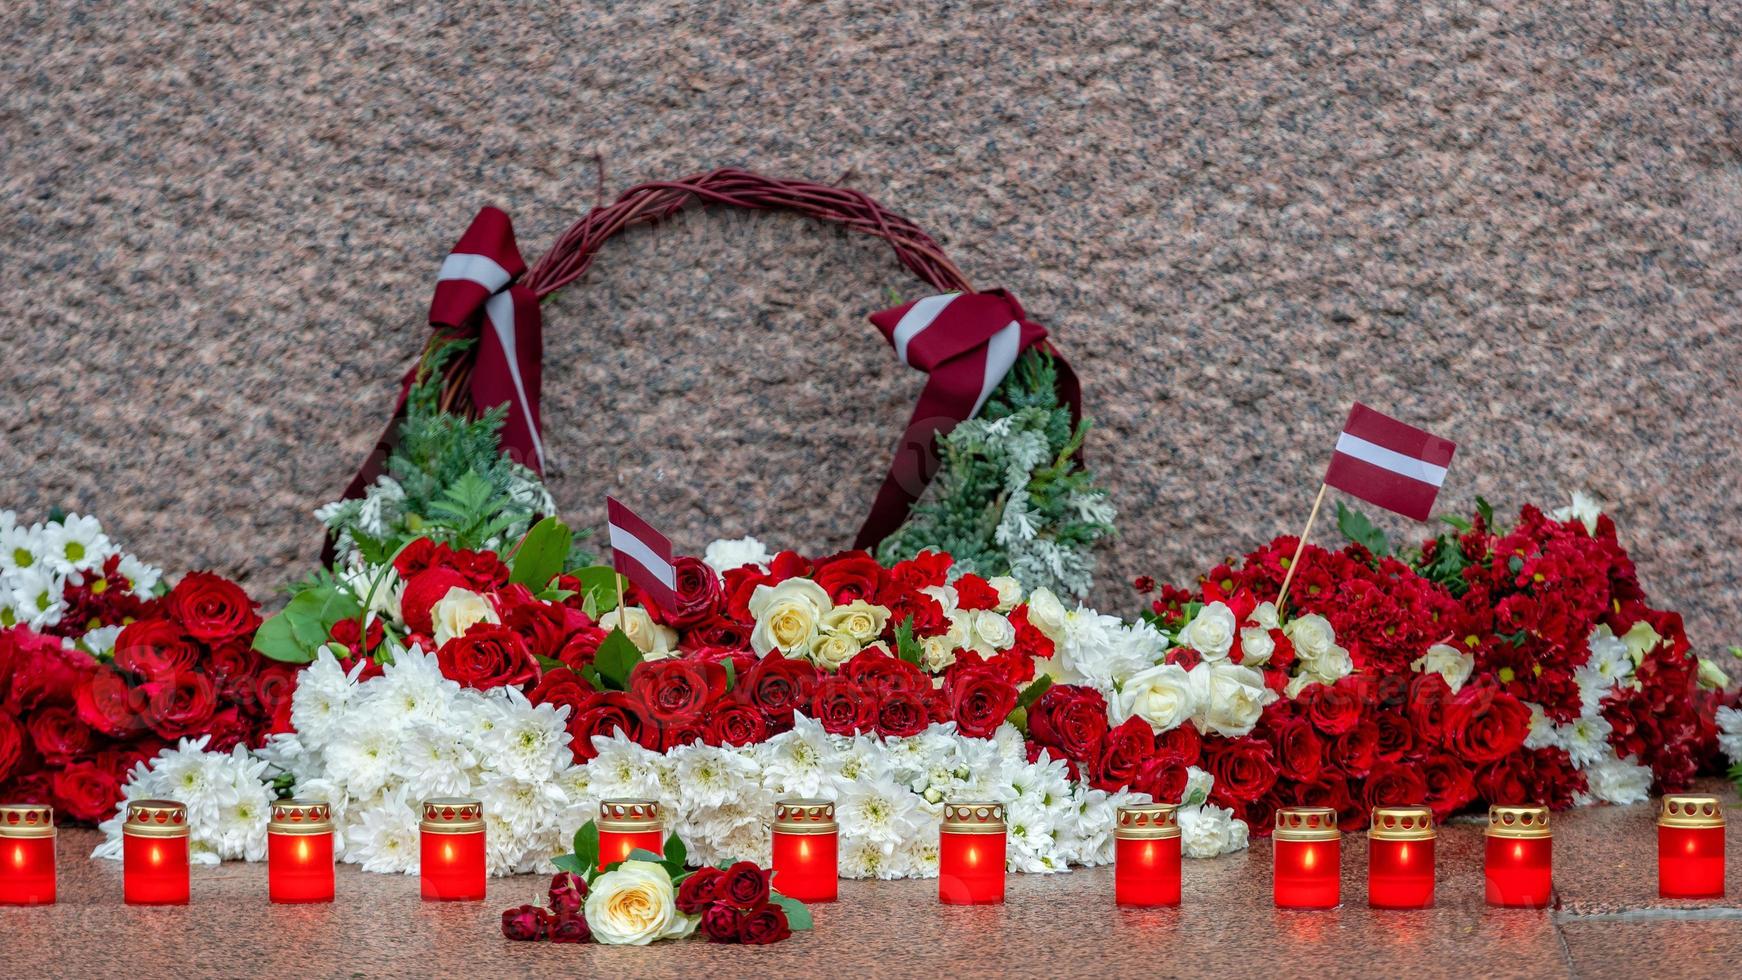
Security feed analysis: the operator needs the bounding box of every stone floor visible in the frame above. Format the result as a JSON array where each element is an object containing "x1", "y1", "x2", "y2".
[{"x1": 7, "y1": 782, "x2": 1741, "y2": 978}]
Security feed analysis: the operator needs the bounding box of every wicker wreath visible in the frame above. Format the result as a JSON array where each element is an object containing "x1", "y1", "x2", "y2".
[{"x1": 340, "y1": 169, "x2": 1111, "y2": 593}]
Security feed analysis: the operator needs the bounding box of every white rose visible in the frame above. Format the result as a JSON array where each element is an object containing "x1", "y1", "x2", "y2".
[
  {"x1": 921, "y1": 636, "x2": 958, "y2": 673},
  {"x1": 1238, "y1": 627, "x2": 1275, "y2": 666},
  {"x1": 810, "y1": 631, "x2": 861, "y2": 672},
  {"x1": 431, "y1": 587, "x2": 499, "y2": 647},
  {"x1": 702, "y1": 536, "x2": 773, "y2": 575},
  {"x1": 602, "y1": 606, "x2": 679, "y2": 657},
  {"x1": 922, "y1": 584, "x2": 960, "y2": 616},
  {"x1": 1025, "y1": 588, "x2": 1067, "y2": 642},
  {"x1": 584, "y1": 860, "x2": 697, "y2": 945},
  {"x1": 1411, "y1": 643, "x2": 1475, "y2": 692},
  {"x1": 1179, "y1": 601, "x2": 1236, "y2": 661},
  {"x1": 1189, "y1": 661, "x2": 1273, "y2": 738},
  {"x1": 1283, "y1": 614, "x2": 1336, "y2": 659},
  {"x1": 821, "y1": 600, "x2": 890, "y2": 643},
  {"x1": 1249, "y1": 601, "x2": 1280, "y2": 631},
  {"x1": 1113, "y1": 663, "x2": 1197, "y2": 734},
  {"x1": 748, "y1": 578, "x2": 832, "y2": 656},
  {"x1": 987, "y1": 576, "x2": 1023, "y2": 613},
  {"x1": 970, "y1": 610, "x2": 1016, "y2": 653},
  {"x1": 1307, "y1": 643, "x2": 1355, "y2": 682}
]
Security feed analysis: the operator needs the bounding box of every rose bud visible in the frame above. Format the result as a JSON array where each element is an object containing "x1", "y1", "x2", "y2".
[
  {"x1": 676, "y1": 866, "x2": 724, "y2": 915},
  {"x1": 501, "y1": 904, "x2": 551, "y2": 941},
  {"x1": 738, "y1": 901, "x2": 794, "y2": 945},
  {"x1": 547, "y1": 871, "x2": 588, "y2": 915},
  {"x1": 548, "y1": 912, "x2": 592, "y2": 944},
  {"x1": 719, "y1": 861, "x2": 773, "y2": 909},
  {"x1": 701, "y1": 901, "x2": 743, "y2": 943}
]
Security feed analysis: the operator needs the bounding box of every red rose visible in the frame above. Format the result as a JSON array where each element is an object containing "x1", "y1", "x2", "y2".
[
  {"x1": 1419, "y1": 754, "x2": 1476, "y2": 818},
  {"x1": 841, "y1": 648, "x2": 929, "y2": 697},
  {"x1": 437, "y1": 624, "x2": 539, "y2": 690},
  {"x1": 548, "y1": 912, "x2": 591, "y2": 944},
  {"x1": 1293, "y1": 775, "x2": 1354, "y2": 826},
  {"x1": 1154, "y1": 723, "x2": 1203, "y2": 767},
  {"x1": 159, "y1": 572, "x2": 257, "y2": 644},
  {"x1": 1204, "y1": 736, "x2": 1279, "y2": 805},
  {"x1": 628, "y1": 660, "x2": 722, "y2": 725},
  {"x1": 703, "y1": 701, "x2": 770, "y2": 747},
  {"x1": 399, "y1": 567, "x2": 473, "y2": 636},
  {"x1": 884, "y1": 550, "x2": 951, "y2": 593},
  {"x1": 1373, "y1": 710, "x2": 1414, "y2": 762},
  {"x1": 1363, "y1": 761, "x2": 1429, "y2": 811},
  {"x1": 499, "y1": 592, "x2": 576, "y2": 660},
  {"x1": 76, "y1": 666, "x2": 150, "y2": 738},
  {"x1": 1270, "y1": 715, "x2": 1325, "y2": 782},
  {"x1": 1332, "y1": 720, "x2": 1380, "y2": 778},
  {"x1": 719, "y1": 860, "x2": 774, "y2": 908},
  {"x1": 501, "y1": 903, "x2": 551, "y2": 941},
  {"x1": 659, "y1": 718, "x2": 708, "y2": 752},
  {"x1": 206, "y1": 640, "x2": 264, "y2": 692},
  {"x1": 1027, "y1": 685, "x2": 1109, "y2": 764},
  {"x1": 556, "y1": 625, "x2": 607, "y2": 673},
  {"x1": 113, "y1": 620, "x2": 202, "y2": 681},
  {"x1": 547, "y1": 871, "x2": 588, "y2": 916},
  {"x1": 688, "y1": 616, "x2": 751, "y2": 651},
  {"x1": 745, "y1": 655, "x2": 819, "y2": 728},
  {"x1": 1407, "y1": 673, "x2": 1453, "y2": 745},
  {"x1": 1133, "y1": 755, "x2": 1189, "y2": 803},
  {"x1": 661, "y1": 556, "x2": 724, "y2": 628},
  {"x1": 1443, "y1": 683, "x2": 1530, "y2": 764},
  {"x1": 50, "y1": 758, "x2": 124, "y2": 823},
  {"x1": 26, "y1": 704, "x2": 91, "y2": 763},
  {"x1": 952, "y1": 574, "x2": 1002, "y2": 611},
  {"x1": 1093, "y1": 717, "x2": 1157, "y2": 791},
  {"x1": 809, "y1": 677, "x2": 873, "y2": 735},
  {"x1": 945, "y1": 667, "x2": 1018, "y2": 740},
  {"x1": 677, "y1": 867, "x2": 724, "y2": 915},
  {"x1": 1303, "y1": 678, "x2": 1364, "y2": 735},
  {"x1": 0, "y1": 711, "x2": 23, "y2": 783},
  {"x1": 812, "y1": 551, "x2": 889, "y2": 604},
  {"x1": 737, "y1": 902, "x2": 793, "y2": 945},
  {"x1": 701, "y1": 901, "x2": 743, "y2": 943},
  {"x1": 528, "y1": 668, "x2": 592, "y2": 713},
  {"x1": 875, "y1": 691, "x2": 930, "y2": 738},
  {"x1": 567, "y1": 691, "x2": 657, "y2": 759},
  {"x1": 142, "y1": 670, "x2": 218, "y2": 739}
]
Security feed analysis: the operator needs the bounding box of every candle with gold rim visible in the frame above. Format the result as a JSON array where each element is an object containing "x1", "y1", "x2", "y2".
[
  {"x1": 938, "y1": 801, "x2": 1006, "y2": 904},
  {"x1": 1367, "y1": 805, "x2": 1435, "y2": 909},
  {"x1": 419, "y1": 797, "x2": 486, "y2": 901},
  {"x1": 1484, "y1": 804, "x2": 1552, "y2": 908},
  {"x1": 1272, "y1": 806, "x2": 1340, "y2": 909},
  {"x1": 597, "y1": 799, "x2": 664, "y2": 871},
  {"x1": 1114, "y1": 802, "x2": 1180, "y2": 907},
  {"x1": 123, "y1": 800, "x2": 190, "y2": 905},
  {"x1": 268, "y1": 799, "x2": 334, "y2": 904},
  {"x1": 0, "y1": 804, "x2": 55, "y2": 906},
  {"x1": 771, "y1": 799, "x2": 838, "y2": 902},
  {"x1": 1658, "y1": 794, "x2": 1724, "y2": 899}
]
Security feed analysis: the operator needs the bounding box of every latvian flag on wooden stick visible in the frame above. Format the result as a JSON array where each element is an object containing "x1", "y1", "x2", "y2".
[{"x1": 605, "y1": 497, "x2": 679, "y2": 611}]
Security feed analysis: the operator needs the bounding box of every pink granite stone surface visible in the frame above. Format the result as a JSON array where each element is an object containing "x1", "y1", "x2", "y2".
[{"x1": 3, "y1": 1, "x2": 1741, "y2": 657}]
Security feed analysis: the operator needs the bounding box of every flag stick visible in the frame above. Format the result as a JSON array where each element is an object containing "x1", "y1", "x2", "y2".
[
  {"x1": 1275, "y1": 483, "x2": 1328, "y2": 615},
  {"x1": 615, "y1": 572, "x2": 627, "y2": 616}
]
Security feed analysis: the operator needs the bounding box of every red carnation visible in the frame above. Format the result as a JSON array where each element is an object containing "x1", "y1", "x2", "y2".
[
  {"x1": 437, "y1": 624, "x2": 539, "y2": 691},
  {"x1": 809, "y1": 677, "x2": 874, "y2": 736},
  {"x1": 628, "y1": 659, "x2": 721, "y2": 725},
  {"x1": 164, "y1": 572, "x2": 261, "y2": 644},
  {"x1": 952, "y1": 574, "x2": 1002, "y2": 611}
]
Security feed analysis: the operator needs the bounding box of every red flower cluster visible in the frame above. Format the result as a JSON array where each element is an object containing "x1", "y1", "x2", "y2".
[
  {"x1": 0, "y1": 572, "x2": 288, "y2": 822},
  {"x1": 679, "y1": 862, "x2": 794, "y2": 945},
  {"x1": 501, "y1": 872, "x2": 592, "y2": 943}
]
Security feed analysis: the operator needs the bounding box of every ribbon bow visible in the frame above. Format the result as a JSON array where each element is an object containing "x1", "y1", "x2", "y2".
[{"x1": 855, "y1": 289, "x2": 1081, "y2": 550}]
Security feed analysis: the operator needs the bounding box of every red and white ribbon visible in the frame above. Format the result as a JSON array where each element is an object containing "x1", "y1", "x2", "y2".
[{"x1": 606, "y1": 496, "x2": 678, "y2": 610}]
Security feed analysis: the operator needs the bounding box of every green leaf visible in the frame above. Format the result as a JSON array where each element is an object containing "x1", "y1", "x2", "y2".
[
  {"x1": 624, "y1": 848, "x2": 666, "y2": 864},
  {"x1": 1476, "y1": 495, "x2": 1495, "y2": 528},
  {"x1": 252, "y1": 582, "x2": 364, "y2": 663},
  {"x1": 663, "y1": 831, "x2": 687, "y2": 872},
  {"x1": 770, "y1": 892, "x2": 814, "y2": 930},
  {"x1": 593, "y1": 629, "x2": 644, "y2": 691},
  {"x1": 250, "y1": 608, "x2": 310, "y2": 663},
  {"x1": 580, "y1": 664, "x2": 603, "y2": 691},
  {"x1": 535, "y1": 655, "x2": 568, "y2": 674},
  {"x1": 1016, "y1": 675, "x2": 1052, "y2": 710},
  {"x1": 1438, "y1": 514, "x2": 1472, "y2": 532},
  {"x1": 509, "y1": 517, "x2": 573, "y2": 590},
  {"x1": 1335, "y1": 501, "x2": 1392, "y2": 558},
  {"x1": 572, "y1": 820, "x2": 600, "y2": 876},
  {"x1": 551, "y1": 853, "x2": 588, "y2": 875},
  {"x1": 568, "y1": 566, "x2": 627, "y2": 614},
  {"x1": 722, "y1": 657, "x2": 737, "y2": 692},
  {"x1": 536, "y1": 587, "x2": 577, "y2": 603},
  {"x1": 894, "y1": 616, "x2": 923, "y2": 666}
]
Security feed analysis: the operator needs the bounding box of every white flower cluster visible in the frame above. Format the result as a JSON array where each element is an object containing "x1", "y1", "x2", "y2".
[
  {"x1": 0, "y1": 510, "x2": 160, "y2": 646},
  {"x1": 1521, "y1": 625, "x2": 1655, "y2": 805},
  {"x1": 92, "y1": 737, "x2": 275, "y2": 865},
  {"x1": 1717, "y1": 705, "x2": 1742, "y2": 770}
]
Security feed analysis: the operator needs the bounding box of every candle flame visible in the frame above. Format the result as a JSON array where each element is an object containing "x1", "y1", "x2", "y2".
[
  {"x1": 150, "y1": 844, "x2": 163, "y2": 867},
  {"x1": 298, "y1": 839, "x2": 311, "y2": 862},
  {"x1": 1512, "y1": 843, "x2": 1523, "y2": 861},
  {"x1": 10, "y1": 844, "x2": 22, "y2": 869},
  {"x1": 799, "y1": 839, "x2": 810, "y2": 860},
  {"x1": 966, "y1": 845, "x2": 979, "y2": 868},
  {"x1": 1398, "y1": 843, "x2": 1411, "y2": 863},
  {"x1": 1302, "y1": 846, "x2": 1316, "y2": 870},
  {"x1": 444, "y1": 842, "x2": 455, "y2": 863}
]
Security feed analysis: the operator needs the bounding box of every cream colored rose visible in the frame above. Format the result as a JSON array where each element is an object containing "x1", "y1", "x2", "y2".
[
  {"x1": 1180, "y1": 601, "x2": 1236, "y2": 660},
  {"x1": 601, "y1": 606, "x2": 679, "y2": 658},
  {"x1": 810, "y1": 630, "x2": 862, "y2": 672},
  {"x1": 921, "y1": 634, "x2": 959, "y2": 673},
  {"x1": 987, "y1": 576, "x2": 1023, "y2": 613},
  {"x1": 748, "y1": 577, "x2": 832, "y2": 656},
  {"x1": 970, "y1": 609, "x2": 1017, "y2": 653},
  {"x1": 1238, "y1": 627, "x2": 1275, "y2": 666},
  {"x1": 1113, "y1": 662, "x2": 1197, "y2": 733},
  {"x1": 1411, "y1": 643, "x2": 1475, "y2": 692},
  {"x1": 922, "y1": 584, "x2": 960, "y2": 615},
  {"x1": 821, "y1": 600, "x2": 890, "y2": 643},
  {"x1": 584, "y1": 860, "x2": 697, "y2": 945},
  {"x1": 1283, "y1": 614, "x2": 1336, "y2": 659},
  {"x1": 1249, "y1": 601, "x2": 1280, "y2": 631},
  {"x1": 1188, "y1": 661, "x2": 1273, "y2": 737},
  {"x1": 1303, "y1": 642, "x2": 1354, "y2": 682},
  {"x1": 1025, "y1": 587, "x2": 1067, "y2": 642},
  {"x1": 431, "y1": 587, "x2": 500, "y2": 647}
]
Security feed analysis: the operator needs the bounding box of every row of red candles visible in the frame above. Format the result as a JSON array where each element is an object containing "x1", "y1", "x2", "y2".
[{"x1": 0, "y1": 795, "x2": 1726, "y2": 908}]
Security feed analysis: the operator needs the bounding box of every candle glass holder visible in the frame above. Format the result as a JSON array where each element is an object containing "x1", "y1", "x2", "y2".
[
  {"x1": 1115, "y1": 803, "x2": 1181, "y2": 907},
  {"x1": 1273, "y1": 806, "x2": 1341, "y2": 909},
  {"x1": 1658, "y1": 794, "x2": 1725, "y2": 899},
  {"x1": 0, "y1": 803, "x2": 56, "y2": 906},
  {"x1": 771, "y1": 799, "x2": 838, "y2": 903},
  {"x1": 598, "y1": 799, "x2": 665, "y2": 871},
  {"x1": 1367, "y1": 804, "x2": 1435, "y2": 909},
  {"x1": 123, "y1": 800, "x2": 190, "y2": 905},
  {"x1": 1484, "y1": 804, "x2": 1552, "y2": 908},
  {"x1": 268, "y1": 799, "x2": 335, "y2": 904},
  {"x1": 939, "y1": 801, "x2": 1006, "y2": 905},
  {"x1": 420, "y1": 798, "x2": 486, "y2": 901}
]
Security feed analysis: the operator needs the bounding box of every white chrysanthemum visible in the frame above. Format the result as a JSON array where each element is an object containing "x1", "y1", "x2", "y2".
[
  {"x1": 840, "y1": 835, "x2": 903, "y2": 880},
  {"x1": 398, "y1": 723, "x2": 481, "y2": 797},
  {"x1": 703, "y1": 536, "x2": 773, "y2": 575},
  {"x1": 1575, "y1": 626, "x2": 1635, "y2": 710},
  {"x1": 1178, "y1": 803, "x2": 1245, "y2": 858},
  {"x1": 479, "y1": 688, "x2": 571, "y2": 782},
  {"x1": 837, "y1": 775, "x2": 931, "y2": 851},
  {"x1": 1561, "y1": 712, "x2": 1616, "y2": 769},
  {"x1": 479, "y1": 775, "x2": 568, "y2": 873},
  {"x1": 366, "y1": 647, "x2": 464, "y2": 730},
  {"x1": 92, "y1": 738, "x2": 273, "y2": 865},
  {"x1": 1579, "y1": 754, "x2": 1654, "y2": 806},
  {"x1": 81, "y1": 624, "x2": 123, "y2": 657},
  {"x1": 1523, "y1": 703, "x2": 1564, "y2": 751},
  {"x1": 1054, "y1": 609, "x2": 1165, "y2": 689},
  {"x1": 38, "y1": 514, "x2": 114, "y2": 575},
  {"x1": 1552, "y1": 491, "x2": 1603, "y2": 534},
  {"x1": 291, "y1": 651, "x2": 366, "y2": 751},
  {"x1": 586, "y1": 737, "x2": 665, "y2": 800},
  {"x1": 323, "y1": 714, "x2": 404, "y2": 799},
  {"x1": 345, "y1": 788, "x2": 422, "y2": 874},
  {"x1": 670, "y1": 742, "x2": 762, "y2": 809},
  {"x1": 1717, "y1": 706, "x2": 1742, "y2": 766}
]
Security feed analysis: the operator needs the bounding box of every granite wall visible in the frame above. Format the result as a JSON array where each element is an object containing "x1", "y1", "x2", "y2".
[{"x1": 3, "y1": 2, "x2": 1739, "y2": 650}]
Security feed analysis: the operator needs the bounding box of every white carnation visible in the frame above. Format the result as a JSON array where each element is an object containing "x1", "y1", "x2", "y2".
[{"x1": 703, "y1": 536, "x2": 772, "y2": 575}]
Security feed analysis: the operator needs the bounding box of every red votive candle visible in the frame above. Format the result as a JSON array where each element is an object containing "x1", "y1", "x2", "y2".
[
  {"x1": 123, "y1": 800, "x2": 190, "y2": 905},
  {"x1": 419, "y1": 797, "x2": 486, "y2": 901},
  {"x1": 1368, "y1": 804, "x2": 1436, "y2": 909},
  {"x1": 1273, "y1": 806, "x2": 1341, "y2": 909},
  {"x1": 1484, "y1": 804, "x2": 1552, "y2": 908},
  {"x1": 268, "y1": 799, "x2": 334, "y2": 904},
  {"x1": 939, "y1": 801, "x2": 1006, "y2": 904},
  {"x1": 1115, "y1": 802, "x2": 1181, "y2": 907},
  {"x1": 1658, "y1": 794, "x2": 1725, "y2": 899},
  {"x1": 771, "y1": 798, "x2": 838, "y2": 902},
  {"x1": 0, "y1": 803, "x2": 56, "y2": 905},
  {"x1": 598, "y1": 799, "x2": 664, "y2": 871}
]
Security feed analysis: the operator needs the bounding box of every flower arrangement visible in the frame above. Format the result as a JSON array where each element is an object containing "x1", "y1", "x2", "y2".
[{"x1": 501, "y1": 823, "x2": 811, "y2": 946}]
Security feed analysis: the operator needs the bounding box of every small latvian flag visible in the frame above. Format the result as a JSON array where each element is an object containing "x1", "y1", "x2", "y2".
[
  {"x1": 1323, "y1": 404, "x2": 1457, "y2": 521},
  {"x1": 605, "y1": 496, "x2": 679, "y2": 610}
]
